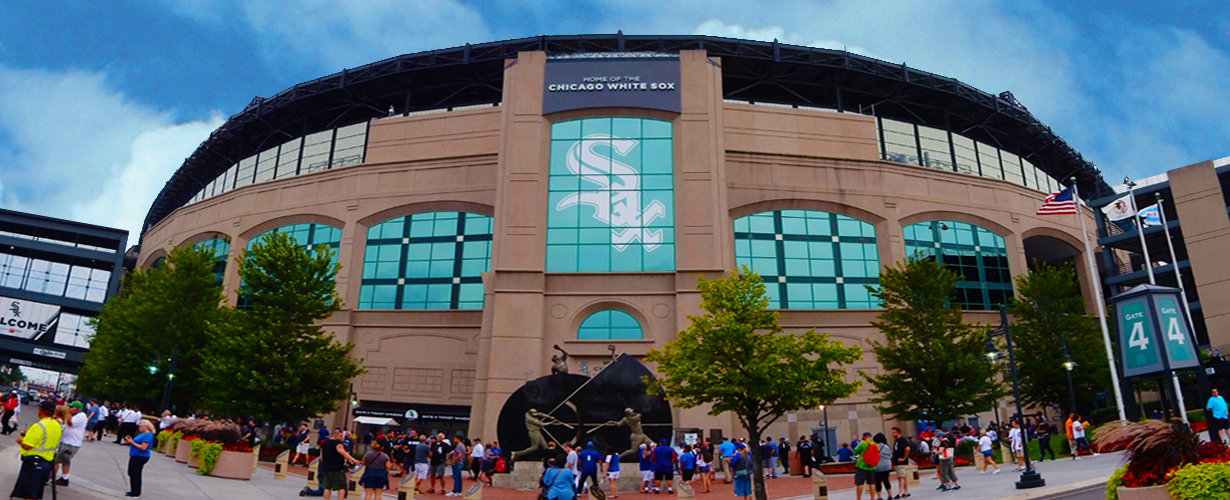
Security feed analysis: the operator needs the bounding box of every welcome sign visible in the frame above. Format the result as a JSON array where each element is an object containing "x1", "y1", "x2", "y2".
[
  {"x1": 542, "y1": 57, "x2": 681, "y2": 114},
  {"x1": 0, "y1": 296, "x2": 60, "y2": 341}
]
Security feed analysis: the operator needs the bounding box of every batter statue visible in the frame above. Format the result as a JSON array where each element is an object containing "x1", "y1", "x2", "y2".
[
  {"x1": 551, "y1": 344, "x2": 570, "y2": 375},
  {"x1": 608, "y1": 408, "x2": 656, "y2": 459},
  {"x1": 511, "y1": 409, "x2": 572, "y2": 461}
]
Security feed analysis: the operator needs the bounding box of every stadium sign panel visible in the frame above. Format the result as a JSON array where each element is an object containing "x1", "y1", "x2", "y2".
[
  {"x1": 543, "y1": 57, "x2": 681, "y2": 114},
  {"x1": 0, "y1": 295, "x2": 61, "y2": 341}
]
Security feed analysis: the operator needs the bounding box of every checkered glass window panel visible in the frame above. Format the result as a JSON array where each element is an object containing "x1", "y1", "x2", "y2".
[
  {"x1": 734, "y1": 210, "x2": 881, "y2": 310},
  {"x1": 903, "y1": 220, "x2": 1013, "y2": 310},
  {"x1": 359, "y1": 212, "x2": 492, "y2": 310}
]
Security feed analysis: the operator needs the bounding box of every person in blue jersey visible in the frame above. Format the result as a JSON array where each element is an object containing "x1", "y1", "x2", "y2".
[
  {"x1": 601, "y1": 445, "x2": 621, "y2": 498},
  {"x1": 638, "y1": 444, "x2": 654, "y2": 494},
  {"x1": 650, "y1": 439, "x2": 677, "y2": 494},
  {"x1": 542, "y1": 457, "x2": 576, "y2": 500},
  {"x1": 717, "y1": 438, "x2": 736, "y2": 483},
  {"x1": 576, "y1": 442, "x2": 602, "y2": 494},
  {"x1": 678, "y1": 444, "x2": 697, "y2": 485}
]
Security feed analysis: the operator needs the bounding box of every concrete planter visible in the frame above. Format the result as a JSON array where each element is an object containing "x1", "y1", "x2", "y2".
[
  {"x1": 175, "y1": 439, "x2": 193, "y2": 463},
  {"x1": 188, "y1": 451, "x2": 201, "y2": 469},
  {"x1": 1116, "y1": 485, "x2": 1171, "y2": 500},
  {"x1": 208, "y1": 450, "x2": 254, "y2": 480}
]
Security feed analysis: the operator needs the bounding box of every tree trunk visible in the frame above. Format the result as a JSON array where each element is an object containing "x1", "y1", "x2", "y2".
[{"x1": 747, "y1": 426, "x2": 767, "y2": 500}]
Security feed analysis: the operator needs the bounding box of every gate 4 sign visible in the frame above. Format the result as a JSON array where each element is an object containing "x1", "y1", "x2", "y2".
[
  {"x1": 1156, "y1": 295, "x2": 1199, "y2": 369},
  {"x1": 1118, "y1": 298, "x2": 1164, "y2": 377}
]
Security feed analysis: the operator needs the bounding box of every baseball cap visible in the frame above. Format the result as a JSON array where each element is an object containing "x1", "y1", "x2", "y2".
[
  {"x1": 862, "y1": 432, "x2": 872, "y2": 437},
  {"x1": 586, "y1": 441, "x2": 593, "y2": 448},
  {"x1": 659, "y1": 439, "x2": 667, "y2": 445},
  {"x1": 68, "y1": 401, "x2": 83, "y2": 409}
]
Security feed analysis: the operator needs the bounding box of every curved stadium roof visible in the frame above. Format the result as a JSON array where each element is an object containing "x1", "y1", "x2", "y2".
[{"x1": 143, "y1": 33, "x2": 1112, "y2": 237}]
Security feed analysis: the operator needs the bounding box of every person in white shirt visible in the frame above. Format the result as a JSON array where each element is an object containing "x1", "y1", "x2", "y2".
[
  {"x1": 1071, "y1": 414, "x2": 1096, "y2": 460},
  {"x1": 977, "y1": 429, "x2": 1000, "y2": 474},
  {"x1": 469, "y1": 438, "x2": 485, "y2": 480},
  {"x1": 95, "y1": 404, "x2": 109, "y2": 441},
  {"x1": 56, "y1": 401, "x2": 89, "y2": 486},
  {"x1": 116, "y1": 406, "x2": 142, "y2": 444},
  {"x1": 159, "y1": 410, "x2": 177, "y2": 431},
  {"x1": 1008, "y1": 421, "x2": 1024, "y2": 471}
]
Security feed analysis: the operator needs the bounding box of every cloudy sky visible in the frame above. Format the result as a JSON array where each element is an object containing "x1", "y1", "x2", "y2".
[{"x1": 1, "y1": 1, "x2": 1227, "y2": 241}]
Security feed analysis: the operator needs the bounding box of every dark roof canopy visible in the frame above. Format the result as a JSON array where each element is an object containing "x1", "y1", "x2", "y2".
[{"x1": 143, "y1": 33, "x2": 1111, "y2": 236}]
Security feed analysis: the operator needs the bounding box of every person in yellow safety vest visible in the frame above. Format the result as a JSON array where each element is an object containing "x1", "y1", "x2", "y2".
[{"x1": 10, "y1": 400, "x2": 62, "y2": 500}]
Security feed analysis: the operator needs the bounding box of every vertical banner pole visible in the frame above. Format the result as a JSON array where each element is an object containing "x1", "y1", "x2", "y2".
[{"x1": 1071, "y1": 180, "x2": 1128, "y2": 422}]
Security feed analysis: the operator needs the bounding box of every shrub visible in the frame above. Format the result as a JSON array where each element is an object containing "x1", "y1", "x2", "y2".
[
  {"x1": 156, "y1": 430, "x2": 173, "y2": 451},
  {"x1": 223, "y1": 440, "x2": 253, "y2": 453},
  {"x1": 170, "y1": 431, "x2": 183, "y2": 453},
  {"x1": 1187, "y1": 410, "x2": 1206, "y2": 424},
  {"x1": 176, "y1": 420, "x2": 242, "y2": 444},
  {"x1": 1106, "y1": 465, "x2": 1127, "y2": 500},
  {"x1": 1094, "y1": 420, "x2": 1202, "y2": 489},
  {"x1": 191, "y1": 439, "x2": 224, "y2": 475},
  {"x1": 1165, "y1": 461, "x2": 1230, "y2": 500}
]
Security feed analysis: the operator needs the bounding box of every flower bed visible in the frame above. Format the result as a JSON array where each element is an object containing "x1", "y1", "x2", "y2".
[{"x1": 1096, "y1": 420, "x2": 1230, "y2": 500}]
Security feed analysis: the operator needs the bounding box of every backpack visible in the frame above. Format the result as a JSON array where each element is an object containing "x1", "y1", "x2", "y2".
[{"x1": 860, "y1": 440, "x2": 879, "y2": 467}]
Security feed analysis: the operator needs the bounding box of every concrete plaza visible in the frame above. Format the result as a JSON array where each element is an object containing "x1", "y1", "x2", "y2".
[{"x1": 0, "y1": 430, "x2": 1124, "y2": 500}]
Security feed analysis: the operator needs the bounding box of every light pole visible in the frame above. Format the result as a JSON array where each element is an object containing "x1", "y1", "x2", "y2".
[
  {"x1": 819, "y1": 404, "x2": 830, "y2": 460},
  {"x1": 1060, "y1": 336, "x2": 1077, "y2": 417},
  {"x1": 985, "y1": 306, "x2": 1046, "y2": 489},
  {"x1": 344, "y1": 383, "x2": 357, "y2": 431},
  {"x1": 159, "y1": 345, "x2": 178, "y2": 413}
]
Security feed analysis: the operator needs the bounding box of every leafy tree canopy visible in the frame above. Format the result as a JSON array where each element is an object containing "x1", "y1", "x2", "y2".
[
  {"x1": 646, "y1": 266, "x2": 861, "y2": 500},
  {"x1": 78, "y1": 245, "x2": 224, "y2": 411},
  {"x1": 1009, "y1": 260, "x2": 1108, "y2": 415},
  {"x1": 863, "y1": 256, "x2": 1007, "y2": 423},
  {"x1": 198, "y1": 231, "x2": 364, "y2": 432}
]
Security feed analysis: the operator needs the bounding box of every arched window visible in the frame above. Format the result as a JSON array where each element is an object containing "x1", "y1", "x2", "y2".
[
  {"x1": 192, "y1": 238, "x2": 229, "y2": 286},
  {"x1": 247, "y1": 223, "x2": 342, "y2": 266},
  {"x1": 577, "y1": 309, "x2": 643, "y2": 340},
  {"x1": 903, "y1": 220, "x2": 1013, "y2": 310},
  {"x1": 734, "y1": 210, "x2": 880, "y2": 309},
  {"x1": 359, "y1": 212, "x2": 493, "y2": 310},
  {"x1": 545, "y1": 117, "x2": 675, "y2": 272}
]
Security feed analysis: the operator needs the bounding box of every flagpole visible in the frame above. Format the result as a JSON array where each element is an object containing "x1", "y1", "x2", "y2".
[
  {"x1": 1127, "y1": 184, "x2": 1156, "y2": 284},
  {"x1": 1156, "y1": 193, "x2": 1196, "y2": 423},
  {"x1": 1071, "y1": 179, "x2": 1128, "y2": 422},
  {"x1": 1154, "y1": 193, "x2": 1198, "y2": 337}
]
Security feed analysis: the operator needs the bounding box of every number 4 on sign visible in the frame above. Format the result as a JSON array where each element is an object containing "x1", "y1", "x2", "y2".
[
  {"x1": 1167, "y1": 318, "x2": 1185, "y2": 344},
  {"x1": 1129, "y1": 322, "x2": 1150, "y2": 350}
]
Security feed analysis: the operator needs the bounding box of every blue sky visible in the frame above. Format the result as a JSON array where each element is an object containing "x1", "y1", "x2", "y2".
[{"x1": 1, "y1": 0, "x2": 1227, "y2": 240}]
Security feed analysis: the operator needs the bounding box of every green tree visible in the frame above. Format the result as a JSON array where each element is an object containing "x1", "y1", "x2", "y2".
[
  {"x1": 199, "y1": 231, "x2": 364, "y2": 436},
  {"x1": 0, "y1": 362, "x2": 25, "y2": 387},
  {"x1": 1009, "y1": 260, "x2": 1108, "y2": 415},
  {"x1": 863, "y1": 256, "x2": 1007, "y2": 423},
  {"x1": 78, "y1": 245, "x2": 224, "y2": 411},
  {"x1": 645, "y1": 267, "x2": 861, "y2": 500}
]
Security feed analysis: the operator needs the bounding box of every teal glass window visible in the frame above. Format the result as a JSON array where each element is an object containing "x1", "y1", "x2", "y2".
[
  {"x1": 903, "y1": 220, "x2": 1013, "y2": 310},
  {"x1": 546, "y1": 117, "x2": 674, "y2": 272},
  {"x1": 192, "y1": 238, "x2": 229, "y2": 286},
  {"x1": 577, "y1": 309, "x2": 644, "y2": 340},
  {"x1": 734, "y1": 210, "x2": 880, "y2": 309},
  {"x1": 247, "y1": 223, "x2": 342, "y2": 267},
  {"x1": 359, "y1": 212, "x2": 492, "y2": 310}
]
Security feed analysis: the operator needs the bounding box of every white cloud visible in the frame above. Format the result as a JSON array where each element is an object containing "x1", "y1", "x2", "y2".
[
  {"x1": 0, "y1": 66, "x2": 221, "y2": 240},
  {"x1": 163, "y1": 0, "x2": 494, "y2": 70}
]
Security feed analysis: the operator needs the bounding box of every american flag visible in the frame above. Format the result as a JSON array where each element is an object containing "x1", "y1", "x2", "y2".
[{"x1": 1037, "y1": 186, "x2": 1078, "y2": 215}]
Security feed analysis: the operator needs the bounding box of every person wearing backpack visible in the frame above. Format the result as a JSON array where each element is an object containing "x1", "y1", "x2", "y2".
[
  {"x1": 730, "y1": 447, "x2": 751, "y2": 500},
  {"x1": 852, "y1": 432, "x2": 878, "y2": 500}
]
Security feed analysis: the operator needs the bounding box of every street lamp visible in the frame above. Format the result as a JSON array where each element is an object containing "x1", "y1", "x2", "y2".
[
  {"x1": 984, "y1": 306, "x2": 1046, "y2": 489},
  {"x1": 1061, "y1": 336, "x2": 1077, "y2": 417},
  {"x1": 343, "y1": 383, "x2": 357, "y2": 431}
]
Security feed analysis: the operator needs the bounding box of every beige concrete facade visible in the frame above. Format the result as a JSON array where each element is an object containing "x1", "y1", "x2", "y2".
[
  {"x1": 1168, "y1": 160, "x2": 1230, "y2": 351},
  {"x1": 139, "y1": 50, "x2": 1098, "y2": 443}
]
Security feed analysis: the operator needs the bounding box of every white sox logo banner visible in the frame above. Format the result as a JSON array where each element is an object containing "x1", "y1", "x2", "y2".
[
  {"x1": 0, "y1": 296, "x2": 61, "y2": 341},
  {"x1": 556, "y1": 134, "x2": 668, "y2": 252}
]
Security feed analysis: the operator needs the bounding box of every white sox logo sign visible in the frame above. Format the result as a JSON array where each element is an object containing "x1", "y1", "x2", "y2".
[{"x1": 555, "y1": 134, "x2": 667, "y2": 252}]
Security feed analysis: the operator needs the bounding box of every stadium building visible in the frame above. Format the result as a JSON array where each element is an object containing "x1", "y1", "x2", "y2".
[{"x1": 137, "y1": 35, "x2": 1112, "y2": 447}]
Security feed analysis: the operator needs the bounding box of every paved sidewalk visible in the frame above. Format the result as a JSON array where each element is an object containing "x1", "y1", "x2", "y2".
[
  {"x1": 0, "y1": 435, "x2": 307, "y2": 499},
  {"x1": 813, "y1": 452, "x2": 1124, "y2": 500}
]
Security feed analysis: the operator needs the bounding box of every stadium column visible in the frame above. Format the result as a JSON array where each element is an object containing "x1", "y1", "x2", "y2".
[
  {"x1": 468, "y1": 50, "x2": 550, "y2": 439},
  {"x1": 1168, "y1": 160, "x2": 1230, "y2": 351},
  {"x1": 672, "y1": 49, "x2": 743, "y2": 434}
]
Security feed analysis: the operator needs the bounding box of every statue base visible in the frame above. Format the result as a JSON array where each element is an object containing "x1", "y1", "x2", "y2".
[{"x1": 493, "y1": 462, "x2": 656, "y2": 493}]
